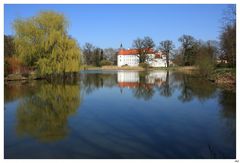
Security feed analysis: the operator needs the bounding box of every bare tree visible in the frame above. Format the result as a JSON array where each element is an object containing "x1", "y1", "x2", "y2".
[
  {"x1": 132, "y1": 36, "x2": 155, "y2": 63},
  {"x1": 82, "y1": 43, "x2": 95, "y2": 65},
  {"x1": 159, "y1": 40, "x2": 175, "y2": 67},
  {"x1": 222, "y1": 5, "x2": 236, "y2": 27},
  {"x1": 143, "y1": 36, "x2": 155, "y2": 50},
  {"x1": 220, "y1": 5, "x2": 236, "y2": 67},
  {"x1": 178, "y1": 35, "x2": 198, "y2": 66},
  {"x1": 103, "y1": 48, "x2": 117, "y2": 64}
]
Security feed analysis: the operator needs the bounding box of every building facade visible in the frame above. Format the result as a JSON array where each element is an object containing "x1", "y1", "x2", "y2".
[
  {"x1": 117, "y1": 48, "x2": 167, "y2": 67},
  {"x1": 117, "y1": 49, "x2": 139, "y2": 67}
]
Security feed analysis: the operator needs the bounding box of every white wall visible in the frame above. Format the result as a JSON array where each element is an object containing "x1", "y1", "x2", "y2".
[
  {"x1": 118, "y1": 54, "x2": 167, "y2": 67},
  {"x1": 146, "y1": 54, "x2": 167, "y2": 67},
  {"x1": 117, "y1": 55, "x2": 139, "y2": 67},
  {"x1": 149, "y1": 58, "x2": 167, "y2": 67}
]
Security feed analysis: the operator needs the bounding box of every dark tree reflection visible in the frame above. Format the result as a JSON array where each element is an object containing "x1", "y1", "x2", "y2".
[
  {"x1": 176, "y1": 73, "x2": 217, "y2": 102},
  {"x1": 132, "y1": 72, "x2": 155, "y2": 101},
  {"x1": 158, "y1": 71, "x2": 173, "y2": 97},
  {"x1": 218, "y1": 90, "x2": 236, "y2": 135},
  {"x1": 16, "y1": 82, "x2": 82, "y2": 142},
  {"x1": 178, "y1": 74, "x2": 194, "y2": 102},
  {"x1": 81, "y1": 73, "x2": 117, "y2": 94},
  {"x1": 4, "y1": 81, "x2": 38, "y2": 104}
]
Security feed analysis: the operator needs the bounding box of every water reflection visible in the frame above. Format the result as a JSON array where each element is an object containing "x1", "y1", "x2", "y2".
[
  {"x1": 4, "y1": 81, "x2": 38, "y2": 104},
  {"x1": 116, "y1": 70, "x2": 217, "y2": 102},
  {"x1": 81, "y1": 73, "x2": 117, "y2": 94},
  {"x1": 6, "y1": 81, "x2": 82, "y2": 142},
  {"x1": 219, "y1": 90, "x2": 236, "y2": 136},
  {"x1": 4, "y1": 70, "x2": 236, "y2": 158},
  {"x1": 118, "y1": 71, "x2": 166, "y2": 100},
  {"x1": 176, "y1": 74, "x2": 217, "y2": 102}
]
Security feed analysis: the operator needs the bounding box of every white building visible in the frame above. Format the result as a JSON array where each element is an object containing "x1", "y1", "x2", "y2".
[
  {"x1": 146, "y1": 53, "x2": 167, "y2": 67},
  {"x1": 117, "y1": 49, "x2": 139, "y2": 67},
  {"x1": 117, "y1": 48, "x2": 167, "y2": 67}
]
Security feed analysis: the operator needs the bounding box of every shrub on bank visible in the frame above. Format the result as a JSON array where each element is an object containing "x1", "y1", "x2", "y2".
[
  {"x1": 139, "y1": 63, "x2": 149, "y2": 69},
  {"x1": 4, "y1": 56, "x2": 33, "y2": 76},
  {"x1": 100, "y1": 60, "x2": 112, "y2": 67},
  {"x1": 216, "y1": 62, "x2": 231, "y2": 68}
]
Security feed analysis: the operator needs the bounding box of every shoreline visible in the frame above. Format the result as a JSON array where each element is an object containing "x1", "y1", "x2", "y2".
[
  {"x1": 81, "y1": 65, "x2": 198, "y2": 71},
  {"x1": 4, "y1": 66, "x2": 236, "y2": 90}
]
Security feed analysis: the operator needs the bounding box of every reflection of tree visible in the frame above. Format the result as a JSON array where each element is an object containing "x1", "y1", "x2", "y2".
[
  {"x1": 158, "y1": 71, "x2": 173, "y2": 97},
  {"x1": 16, "y1": 83, "x2": 81, "y2": 142},
  {"x1": 4, "y1": 81, "x2": 38, "y2": 103},
  {"x1": 178, "y1": 75, "x2": 193, "y2": 102},
  {"x1": 177, "y1": 73, "x2": 216, "y2": 102},
  {"x1": 218, "y1": 90, "x2": 236, "y2": 134},
  {"x1": 132, "y1": 72, "x2": 155, "y2": 101},
  {"x1": 81, "y1": 73, "x2": 117, "y2": 94}
]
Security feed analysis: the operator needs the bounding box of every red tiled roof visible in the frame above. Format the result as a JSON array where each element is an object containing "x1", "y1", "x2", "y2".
[
  {"x1": 155, "y1": 52, "x2": 163, "y2": 58},
  {"x1": 118, "y1": 82, "x2": 139, "y2": 88},
  {"x1": 118, "y1": 48, "x2": 155, "y2": 55},
  {"x1": 155, "y1": 54, "x2": 161, "y2": 58},
  {"x1": 118, "y1": 82, "x2": 154, "y2": 88}
]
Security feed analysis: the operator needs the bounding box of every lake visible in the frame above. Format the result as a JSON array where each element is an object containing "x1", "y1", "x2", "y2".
[{"x1": 4, "y1": 70, "x2": 236, "y2": 159}]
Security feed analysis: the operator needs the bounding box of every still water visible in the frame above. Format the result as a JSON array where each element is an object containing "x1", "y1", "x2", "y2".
[{"x1": 4, "y1": 70, "x2": 236, "y2": 159}]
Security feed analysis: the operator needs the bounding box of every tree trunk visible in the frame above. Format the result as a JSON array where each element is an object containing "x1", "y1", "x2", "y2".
[{"x1": 166, "y1": 51, "x2": 169, "y2": 67}]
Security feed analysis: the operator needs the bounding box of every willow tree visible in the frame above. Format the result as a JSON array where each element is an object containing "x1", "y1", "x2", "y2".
[{"x1": 13, "y1": 11, "x2": 81, "y2": 75}]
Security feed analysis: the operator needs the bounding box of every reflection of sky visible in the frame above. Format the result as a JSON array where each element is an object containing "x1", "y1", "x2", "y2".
[
  {"x1": 71, "y1": 84, "x2": 235, "y2": 158},
  {"x1": 4, "y1": 71, "x2": 236, "y2": 158}
]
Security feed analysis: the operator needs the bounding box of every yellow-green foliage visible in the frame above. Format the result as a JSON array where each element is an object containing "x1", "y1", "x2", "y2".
[
  {"x1": 13, "y1": 11, "x2": 81, "y2": 75},
  {"x1": 16, "y1": 83, "x2": 81, "y2": 141}
]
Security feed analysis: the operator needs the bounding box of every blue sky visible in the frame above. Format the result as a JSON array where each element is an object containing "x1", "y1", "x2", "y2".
[{"x1": 4, "y1": 4, "x2": 230, "y2": 49}]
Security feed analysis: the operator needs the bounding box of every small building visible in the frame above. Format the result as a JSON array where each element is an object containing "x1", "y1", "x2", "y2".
[
  {"x1": 117, "y1": 49, "x2": 139, "y2": 67},
  {"x1": 117, "y1": 47, "x2": 167, "y2": 67}
]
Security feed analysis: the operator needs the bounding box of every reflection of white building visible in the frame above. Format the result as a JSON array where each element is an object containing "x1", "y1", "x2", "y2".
[
  {"x1": 117, "y1": 48, "x2": 167, "y2": 67},
  {"x1": 117, "y1": 71, "x2": 139, "y2": 83},
  {"x1": 117, "y1": 71, "x2": 168, "y2": 88},
  {"x1": 146, "y1": 71, "x2": 169, "y2": 87},
  {"x1": 118, "y1": 71, "x2": 139, "y2": 88}
]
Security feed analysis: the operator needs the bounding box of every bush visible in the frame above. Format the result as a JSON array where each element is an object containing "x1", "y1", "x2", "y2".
[
  {"x1": 5, "y1": 56, "x2": 22, "y2": 74},
  {"x1": 100, "y1": 60, "x2": 112, "y2": 66},
  {"x1": 139, "y1": 63, "x2": 149, "y2": 69},
  {"x1": 196, "y1": 54, "x2": 215, "y2": 77},
  {"x1": 4, "y1": 56, "x2": 34, "y2": 76},
  {"x1": 216, "y1": 62, "x2": 230, "y2": 68},
  {"x1": 121, "y1": 64, "x2": 128, "y2": 67}
]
